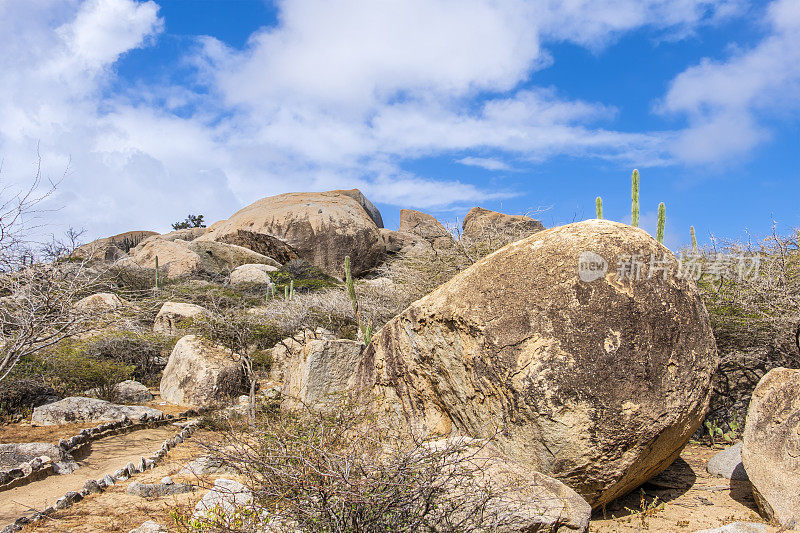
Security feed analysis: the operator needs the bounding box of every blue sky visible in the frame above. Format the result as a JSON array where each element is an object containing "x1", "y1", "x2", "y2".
[{"x1": 0, "y1": 0, "x2": 798, "y2": 249}]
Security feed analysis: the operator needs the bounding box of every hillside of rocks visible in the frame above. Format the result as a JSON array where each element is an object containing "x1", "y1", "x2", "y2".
[{"x1": 0, "y1": 188, "x2": 797, "y2": 532}]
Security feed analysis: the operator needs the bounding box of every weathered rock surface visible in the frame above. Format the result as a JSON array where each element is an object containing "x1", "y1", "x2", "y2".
[
  {"x1": 153, "y1": 301, "x2": 211, "y2": 336},
  {"x1": 0, "y1": 443, "x2": 76, "y2": 474},
  {"x1": 268, "y1": 328, "x2": 337, "y2": 383},
  {"x1": 188, "y1": 241, "x2": 279, "y2": 273},
  {"x1": 355, "y1": 220, "x2": 718, "y2": 508},
  {"x1": 73, "y1": 231, "x2": 158, "y2": 262},
  {"x1": 31, "y1": 397, "x2": 162, "y2": 426},
  {"x1": 214, "y1": 230, "x2": 299, "y2": 264},
  {"x1": 193, "y1": 478, "x2": 252, "y2": 519},
  {"x1": 282, "y1": 338, "x2": 364, "y2": 408},
  {"x1": 742, "y1": 367, "x2": 800, "y2": 528},
  {"x1": 160, "y1": 335, "x2": 245, "y2": 407},
  {"x1": 128, "y1": 238, "x2": 202, "y2": 278},
  {"x1": 423, "y1": 438, "x2": 590, "y2": 532},
  {"x1": 461, "y1": 206, "x2": 544, "y2": 243},
  {"x1": 130, "y1": 238, "x2": 277, "y2": 279},
  {"x1": 707, "y1": 442, "x2": 748, "y2": 481},
  {"x1": 197, "y1": 189, "x2": 384, "y2": 277},
  {"x1": 74, "y1": 292, "x2": 125, "y2": 313},
  {"x1": 229, "y1": 263, "x2": 278, "y2": 285},
  {"x1": 134, "y1": 228, "x2": 206, "y2": 252},
  {"x1": 126, "y1": 481, "x2": 195, "y2": 498},
  {"x1": 178, "y1": 456, "x2": 235, "y2": 477},
  {"x1": 87, "y1": 380, "x2": 153, "y2": 404},
  {"x1": 398, "y1": 209, "x2": 454, "y2": 249},
  {"x1": 129, "y1": 520, "x2": 168, "y2": 533}
]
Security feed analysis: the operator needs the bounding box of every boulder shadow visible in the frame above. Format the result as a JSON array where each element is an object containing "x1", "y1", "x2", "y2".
[
  {"x1": 729, "y1": 478, "x2": 759, "y2": 513},
  {"x1": 591, "y1": 457, "x2": 697, "y2": 520}
]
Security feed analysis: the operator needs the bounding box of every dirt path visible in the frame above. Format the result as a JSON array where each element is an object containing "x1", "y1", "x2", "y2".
[
  {"x1": 0, "y1": 425, "x2": 178, "y2": 527},
  {"x1": 590, "y1": 443, "x2": 773, "y2": 532}
]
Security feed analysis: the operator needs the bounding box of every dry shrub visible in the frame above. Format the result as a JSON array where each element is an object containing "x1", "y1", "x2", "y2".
[
  {"x1": 182, "y1": 397, "x2": 534, "y2": 533},
  {"x1": 691, "y1": 226, "x2": 800, "y2": 425}
]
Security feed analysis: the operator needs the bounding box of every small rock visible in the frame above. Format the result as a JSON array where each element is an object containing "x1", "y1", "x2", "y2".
[
  {"x1": 82, "y1": 479, "x2": 103, "y2": 494},
  {"x1": 707, "y1": 442, "x2": 749, "y2": 481},
  {"x1": 126, "y1": 481, "x2": 196, "y2": 498},
  {"x1": 193, "y1": 479, "x2": 252, "y2": 520},
  {"x1": 179, "y1": 456, "x2": 234, "y2": 477},
  {"x1": 161, "y1": 476, "x2": 174, "y2": 485},
  {"x1": 103, "y1": 474, "x2": 115, "y2": 486}
]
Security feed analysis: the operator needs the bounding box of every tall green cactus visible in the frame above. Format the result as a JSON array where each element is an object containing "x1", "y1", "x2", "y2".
[
  {"x1": 154, "y1": 256, "x2": 159, "y2": 290},
  {"x1": 631, "y1": 169, "x2": 640, "y2": 227},
  {"x1": 345, "y1": 256, "x2": 372, "y2": 345},
  {"x1": 595, "y1": 197, "x2": 603, "y2": 219},
  {"x1": 656, "y1": 202, "x2": 666, "y2": 244},
  {"x1": 690, "y1": 226, "x2": 698, "y2": 253}
]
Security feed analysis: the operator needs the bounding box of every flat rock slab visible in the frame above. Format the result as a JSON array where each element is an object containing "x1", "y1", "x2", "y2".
[
  {"x1": 126, "y1": 481, "x2": 195, "y2": 498},
  {"x1": 31, "y1": 397, "x2": 162, "y2": 426},
  {"x1": 707, "y1": 443, "x2": 749, "y2": 481},
  {"x1": 193, "y1": 478, "x2": 252, "y2": 520},
  {"x1": 0, "y1": 443, "x2": 77, "y2": 474}
]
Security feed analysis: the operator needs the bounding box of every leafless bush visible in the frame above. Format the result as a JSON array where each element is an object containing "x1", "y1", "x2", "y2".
[
  {"x1": 690, "y1": 225, "x2": 800, "y2": 424},
  {"x1": 183, "y1": 397, "x2": 533, "y2": 532},
  {"x1": 0, "y1": 261, "x2": 113, "y2": 381}
]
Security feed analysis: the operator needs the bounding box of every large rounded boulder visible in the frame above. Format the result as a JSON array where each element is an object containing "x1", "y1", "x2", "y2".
[
  {"x1": 356, "y1": 220, "x2": 718, "y2": 507},
  {"x1": 197, "y1": 189, "x2": 384, "y2": 277},
  {"x1": 160, "y1": 335, "x2": 245, "y2": 407},
  {"x1": 742, "y1": 368, "x2": 800, "y2": 528}
]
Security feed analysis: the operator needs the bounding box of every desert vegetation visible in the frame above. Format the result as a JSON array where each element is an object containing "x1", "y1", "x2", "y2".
[{"x1": 0, "y1": 184, "x2": 797, "y2": 533}]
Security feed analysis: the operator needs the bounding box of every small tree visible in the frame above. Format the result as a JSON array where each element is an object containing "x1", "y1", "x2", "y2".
[
  {"x1": 0, "y1": 159, "x2": 109, "y2": 381},
  {"x1": 172, "y1": 214, "x2": 206, "y2": 230}
]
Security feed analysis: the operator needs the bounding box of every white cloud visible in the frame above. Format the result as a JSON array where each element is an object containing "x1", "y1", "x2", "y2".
[
  {"x1": 660, "y1": 0, "x2": 800, "y2": 163},
  {"x1": 457, "y1": 157, "x2": 514, "y2": 171},
  {"x1": 0, "y1": 0, "x2": 746, "y2": 241}
]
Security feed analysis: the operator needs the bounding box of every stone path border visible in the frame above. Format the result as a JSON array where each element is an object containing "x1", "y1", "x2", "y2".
[
  {"x1": 0, "y1": 414, "x2": 202, "y2": 532},
  {"x1": 0, "y1": 409, "x2": 203, "y2": 493}
]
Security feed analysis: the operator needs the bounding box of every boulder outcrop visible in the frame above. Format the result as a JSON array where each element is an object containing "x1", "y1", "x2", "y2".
[
  {"x1": 129, "y1": 238, "x2": 278, "y2": 279},
  {"x1": 160, "y1": 335, "x2": 245, "y2": 407},
  {"x1": 355, "y1": 219, "x2": 718, "y2": 507},
  {"x1": 229, "y1": 263, "x2": 278, "y2": 285},
  {"x1": 73, "y1": 231, "x2": 158, "y2": 262},
  {"x1": 461, "y1": 207, "x2": 544, "y2": 244},
  {"x1": 398, "y1": 209, "x2": 454, "y2": 249},
  {"x1": 153, "y1": 302, "x2": 212, "y2": 336},
  {"x1": 197, "y1": 189, "x2": 384, "y2": 277},
  {"x1": 74, "y1": 292, "x2": 125, "y2": 313},
  {"x1": 742, "y1": 367, "x2": 800, "y2": 528},
  {"x1": 31, "y1": 397, "x2": 162, "y2": 426},
  {"x1": 282, "y1": 338, "x2": 364, "y2": 408}
]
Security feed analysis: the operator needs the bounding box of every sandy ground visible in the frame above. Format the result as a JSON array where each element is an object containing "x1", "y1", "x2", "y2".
[
  {"x1": 0, "y1": 425, "x2": 181, "y2": 527},
  {"x1": 590, "y1": 443, "x2": 774, "y2": 532},
  {"x1": 22, "y1": 431, "x2": 218, "y2": 533},
  {"x1": 1, "y1": 431, "x2": 776, "y2": 533},
  {"x1": 0, "y1": 423, "x2": 98, "y2": 444}
]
